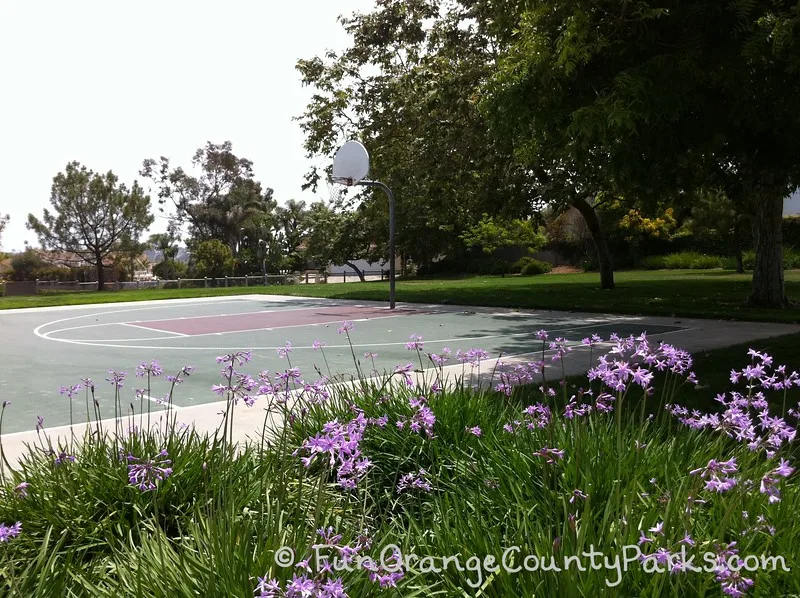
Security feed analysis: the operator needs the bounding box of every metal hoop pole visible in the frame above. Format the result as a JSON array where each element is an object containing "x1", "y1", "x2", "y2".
[{"x1": 357, "y1": 179, "x2": 395, "y2": 309}]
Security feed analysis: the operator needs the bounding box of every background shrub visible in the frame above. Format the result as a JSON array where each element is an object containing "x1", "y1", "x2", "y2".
[
  {"x1": 739, "y1": 247, "x2": 800, "y2": 270},
  {"x1": 660, "y1": 251, "x2": 724, "y2": 269},
  {"x1": 639, "y1": 255, "x2": 666, "y2": 270},
  {"x1": 515, "y1": 257, "x2": 552, "y2": 275}
]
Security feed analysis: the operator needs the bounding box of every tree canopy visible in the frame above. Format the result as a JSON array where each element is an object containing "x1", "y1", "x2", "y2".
[
  {"x1": 480, "y1": 0, "x2": 800, "y2": 305},
  {"x1": 27, "y1": 162, "x2": 153, "y2": 290},
  {"x1": 141, "y1": 142, "x2": 276, "y2": 254},
  {"x1": 296, "y1": 0, "x2": 540, "y2": 267}
]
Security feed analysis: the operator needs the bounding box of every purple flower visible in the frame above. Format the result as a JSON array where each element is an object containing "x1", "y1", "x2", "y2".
[
  {"x1": 760, "y1": 458, "x2": 794, "y2": 503},
  {"x1": 364, "y1": 351, "x2": 378, "y2": 359},
  {"x1": 14, "y1": 482, "x2": 29, "y2": 498},
  {"x1": 533, "y1": 447, "x2": 565, "y2": 463},
  {"x1": 337, "y1": 321, "x2": 354, "y2": 334},
  {"x1": 397, "y1": 395, "x2": 436, "y2": 438},
  {"x1": 569, "y1": 489, "x2": 588, "y2": 503},
  {"x1": 127, "y1": 449, "x2": 173, "y2": 492},
  {"x1": 254, "y1": 577, "x2": 281, "y2": 597},
  {"x1": 581, "y1": 334, "x2": 602, "y2": 347},
  {"x1": 405, "y1": 334, "x2": 424, "y2": 351},
  {"x1": 466, "y1": 426, "x2": 482, "y2": 437},
  {"x1": 106, "y1": 370, "x2": 127, "y2": 388},
  {"x1": 53, "y1": 451, "x2": 76, "y2": 465},
  {"x1": 689, "y1": 458, "x2": 739, "y2": 493},
  {"x1": 393, "y1": 363, "x2": 415, "y2": 387},
  {"x1": 277, "y1": 341, "x2": 292, "y2": 358},
  {"x1": 549, "y1": 337, "x2": 572, "y2": 362},
  {"x1": 295, "y1": 413, "x2": 372, "y2": 489},
  {"x1": 0, "y1": 522, "x2": 21, "y2": 542},
  {"x1": 430, "y1": 347, "x2": 452, "y2": 367},
  {"x1": 216, "y1": 351, "x2": 251, "y2": 365},
  {"x1": 59, "y1": 383, "x2": 81, "y2": 399},
  {"x1": 135, "y1": 360, "x2": 163, "y2": 378},
  {"x1": 312, "y1": 340, "x2": 326, "y2": 350},
  {"x1": 397, "y1": 468, "x2": 433, "y2": 493},
  {"x1": 285, "y1": 574, "x2": 316, "y2": 596}
]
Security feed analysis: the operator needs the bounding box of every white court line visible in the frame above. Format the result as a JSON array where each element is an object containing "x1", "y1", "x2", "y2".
[
  {"x1": 41, "y1": 311, "x2": 430, "y2": 344},
  {"x1": 123, "y1": 303, "x2": 387, "y2": 325},
  {"x1": 35, "y1": 303, "x2": 405, "y2": 339},
  {"x1": 134, "y1": 393, "x2": 184, "y2": 410},
  {"x1": 35, "y1": 320, "x2": 683, "y2": 351},
  {"x1": 120, "y1": 322, "x2": 189, "y2": 337}
]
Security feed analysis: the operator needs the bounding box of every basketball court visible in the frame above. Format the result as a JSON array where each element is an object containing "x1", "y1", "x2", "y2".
[{"x1": 1, "y1": 293, "x2": 796, "y2": 439}]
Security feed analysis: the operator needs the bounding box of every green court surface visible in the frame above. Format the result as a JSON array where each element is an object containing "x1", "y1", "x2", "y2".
[{"x1": 0, "y1": 295, "x2": 684, "y2": 434}]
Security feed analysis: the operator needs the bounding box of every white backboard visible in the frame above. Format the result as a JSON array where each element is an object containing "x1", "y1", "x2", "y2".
[{"x1": 332, "y1": 140, "x2": 369, "y2": 185}]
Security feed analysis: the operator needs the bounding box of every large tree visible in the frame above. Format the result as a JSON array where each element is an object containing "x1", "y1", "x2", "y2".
[
  {"x1": 274, "y1": 199, "x2": 309, "y2": 272},
  {"x1": 481, "y1": 0, "x2": 800, "y2": 306},
  {"x1": 27, "y1": 162, "x2": 153, "y2": 290},
  {"x1": 296, "y1": 0, "x2": 541, "y2": 269},
  {"x1": 304, "y1": 201, "x2": 383, "y2": 280},
  {"x1": 140, "y1": 141, "x2": 276, "y2": 253},
  {"x1": 149, "y1": 228, "x2": 180, "y2": 280}
]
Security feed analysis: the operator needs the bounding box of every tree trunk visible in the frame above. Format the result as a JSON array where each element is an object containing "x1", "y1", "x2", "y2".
[
  {"x1": 733, "y1": 217, "x2": 744, "y2": 274},
  {"x1": 572, "y1": 196, "x2": 615, "y2": 290},
  {"x1": 95, "y1": 251, "x2": 106, "y2": 291},
  {"x1": 735, "y1": 250, "x2": 744, "y2": 275},
  {"x1": 345, "y1": 261, "x2": 366, "y2": 282},
  {"x1": 748, "y1": 192, "x2": 786, "y2": 307}
]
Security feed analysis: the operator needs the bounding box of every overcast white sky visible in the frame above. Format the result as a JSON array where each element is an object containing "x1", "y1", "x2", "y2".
[{"x1": 0, "y1": 0, "x2": 375, "y2": 252}]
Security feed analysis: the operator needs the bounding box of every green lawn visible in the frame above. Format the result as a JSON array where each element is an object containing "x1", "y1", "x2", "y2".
[{"x1": 2, "y1": 269, "x2": 800, "y2": 323}]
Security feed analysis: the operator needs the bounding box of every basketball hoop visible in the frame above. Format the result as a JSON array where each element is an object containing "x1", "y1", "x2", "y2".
[
  {"x1": 329, "y1": 140, "x2": 397, "y2": 310},
  {"x1": 331, "y1": 177, "x2": 355, "y2": 187},
  {"x1": 332, "y1": 141, "x2": 369, "y2": 185}
]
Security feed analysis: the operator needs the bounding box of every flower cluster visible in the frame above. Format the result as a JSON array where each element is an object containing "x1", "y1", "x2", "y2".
[
  {"x1": 255, "y1": 527, "x2": 404, "y2": 596},
  {"x1": 393, "y1": 363, "x2": 415, "y2": 387},
  {"x1": 456, "y1": 348, "x2": 490, "y2": 368},
  {"x1": 397, "y1": 468, "x2": 433, "y2": 493},
  {"x1": 59, "y1": 383, "x2": 81, "y2": 399},
  {"x1": 493, "y1": 360, "x2": 542, "y2": 396},
  {"x1": 405, "y1": 334, "x2": 424, "y2": 351},
  {"x1": 127, "y1": 449, "x2": 173, "y2": 492},
  {"x1": 504, "y1": 402, "x2": 552, "y2": 433},
  {"x1": 135, "y1": 360, "x2": 163, "y2": 378},
  {"x1": 588, "y1": 334, "x2": 694, "y2": 395},
  {"x1": 106, "y1": 370, "x2": 127, "y2": 389},
  {"x1": 295, "y1": 413, "x2": 372, "y2": 489},
  {"x1": 430, "y1": 347, "x2": 452, "y2": 367},
  {"x1": 166, "y1": 365, "x2": 194, "y2": 385},
  {"x1": 759, "y1": 459, "x2": 794, "y2": 503},
  {"x1": 669, "y1": 350, "x2": 798, "y2": 458},
  {"x1": 214, "y1": 351, "x2": 258, "y2": 407},
  {"x1": 532, "y1": 447, "x2": 565, "y2": 464},
  {"x1": 395, "y1": 395, "x2": 436, "y2": 438},
  {"x1": 690, "y1": 458, "x2": 739, "y2": 493},
  {"x1": 0, "y1": 522, "x2": 21, "y2": 542}
]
